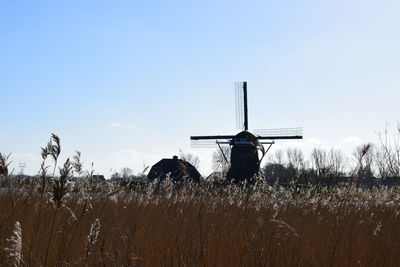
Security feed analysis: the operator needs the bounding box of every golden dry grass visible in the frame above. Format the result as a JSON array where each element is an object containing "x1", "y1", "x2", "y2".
[{"x1": 0, "y1": 185, "x2": 400, "y2": 267}]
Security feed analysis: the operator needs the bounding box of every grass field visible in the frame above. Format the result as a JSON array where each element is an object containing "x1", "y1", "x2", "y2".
[{"x1": 1, "y1": 183, "x2": 400, "y2": 266}]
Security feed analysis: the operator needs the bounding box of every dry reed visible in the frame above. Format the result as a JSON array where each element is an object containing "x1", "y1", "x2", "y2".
[
  {"x1": 2, "y1": 132, "x2": 400, "y2": 266},
  {"x1": 0, "y1": 184, "x2": 400, "y2": 266}
]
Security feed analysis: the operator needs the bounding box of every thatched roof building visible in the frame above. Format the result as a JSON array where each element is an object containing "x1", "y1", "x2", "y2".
[{"x1": 147, "y1": 156, "x2": 201, "y2": 183}]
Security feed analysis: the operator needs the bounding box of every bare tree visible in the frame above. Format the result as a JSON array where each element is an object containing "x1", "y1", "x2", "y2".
[
  {"x1": 179, "y1": 150, "x2": 200, "y2": 169},
  {"x1": 287, "y1": 148, "x2": 305, "y2": 170},
  {"x1": 286, "y1": 148, "x2": 305, "y2": 182},
  {"x1": 212, "y1": 146, "x2": 231, "y2": 171},
  {"x1": 311, "y1": 147, "x2": 328, "y2": 180},
  {"x1": 375, "y1": 123, "x2": 400, "y2": 178},
  {"x1": 327, "y1": 148, "x2": 347, "y2": 177},
  {"x1": 121, "y1": 168, "x2": 133, "y2": 179},
  {"x1": 262, "y1": 149, "x2": 288, "y2": 185},
  {"x1": 375, "y1": 147, "x2": 390, "y2": 178},
  {"x1": 270, "y1": 149, "x2": 284, "y2": 165}
]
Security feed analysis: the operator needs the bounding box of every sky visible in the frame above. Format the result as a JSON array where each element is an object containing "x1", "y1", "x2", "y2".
[{"x1": 1, "y1": 0, "x2": 399, "y2": 177}]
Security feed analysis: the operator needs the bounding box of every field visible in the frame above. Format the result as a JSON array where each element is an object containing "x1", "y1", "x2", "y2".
[
  {"x1": 1, "y1": 132, "x2": 400, "y2": 266},
  {"x1": 1, "y1": 183, "x2": 400, "y2": 266}
]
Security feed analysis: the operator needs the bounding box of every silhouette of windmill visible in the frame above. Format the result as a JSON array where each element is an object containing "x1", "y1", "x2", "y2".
[{"x1": 190, "y1": 81, "x2": 303, "y2": 182}]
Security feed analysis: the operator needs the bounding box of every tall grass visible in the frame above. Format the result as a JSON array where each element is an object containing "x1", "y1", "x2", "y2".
[
  {"x1": 2, "y1": 132, "x2": 400, "y2": 266},
  {"x1": 1, "y1": 184, "x2": 400, "y2": 266}
]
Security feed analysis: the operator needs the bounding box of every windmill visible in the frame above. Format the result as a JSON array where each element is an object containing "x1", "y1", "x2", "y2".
[{"x1": 190, "y1": 81, "x2": 303, "y2": 182}]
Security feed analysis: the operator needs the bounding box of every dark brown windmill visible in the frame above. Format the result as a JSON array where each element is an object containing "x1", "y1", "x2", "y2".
[{"x1": 190, "y1": 81, "x2": 303, "y2": 183}]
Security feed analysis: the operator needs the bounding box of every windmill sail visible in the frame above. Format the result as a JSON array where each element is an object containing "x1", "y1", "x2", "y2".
[
  {"x1": 253, "y1": 127, "x2": 303, "y2": 140},
  {"x1": 190, "y1": 139, "x2": 230, "y2": 148},
  {"x1": 235, "y1": 82, "x2": 246, "y2": 130},
  {"x1": 190, "y1": 135, "x2": 235, "y2": 148}
]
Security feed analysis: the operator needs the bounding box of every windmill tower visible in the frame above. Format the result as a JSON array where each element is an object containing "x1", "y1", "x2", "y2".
[{"x1": 190, "y1": 81, "x2": 303, "y2": 182}]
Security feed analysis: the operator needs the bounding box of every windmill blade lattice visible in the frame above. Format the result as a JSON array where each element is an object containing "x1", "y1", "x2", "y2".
[
  {"x1": 235, "y1": 82, "x2": 245, "y2": 130},
  {"x1": 253, "y1": 127, "x2": 303, "y2": 139},
  {"x1": 191, "y1": 139, "x2": 230, "y2": 148}
]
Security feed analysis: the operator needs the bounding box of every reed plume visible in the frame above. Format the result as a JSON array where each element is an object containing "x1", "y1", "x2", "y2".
[
  {"x1": 52, "y1": 158, "x2": 73, "y2": 209},
  {"x1": 4, "y1": 221, "x2": 23, "y2": 267},
  {"x1": 41, "y1": 133, "x2": 61, "y2": 175},
  {"x1": 0, "y1": 153, "x2": 11, "y2": 177},
  {"x1": 84, "y1": 218, "x2": 101, "y2": 261},
  {"x1": 38, "y1": 161, "x2": 49, "y2": 196},
  {"x1": 72, "y1": 151, "x2": 83, "y2": 176}
]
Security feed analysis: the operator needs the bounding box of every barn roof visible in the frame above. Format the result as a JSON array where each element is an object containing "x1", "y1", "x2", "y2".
[{"x1": 147, "y1": 156, "x2": 202, "y2": 183}]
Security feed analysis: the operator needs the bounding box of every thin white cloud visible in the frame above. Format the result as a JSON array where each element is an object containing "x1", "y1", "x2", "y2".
[
  {"x1": 343, "y1": 136, "x2": 363, "y2": 145},
  {"x1": 109, "y1": 122, "x2": 135, "y2": 129}
]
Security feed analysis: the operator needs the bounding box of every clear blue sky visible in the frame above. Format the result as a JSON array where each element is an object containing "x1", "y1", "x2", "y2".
[{"x1": 1, "y1": 0, "x2": 399, "y2": 176}]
